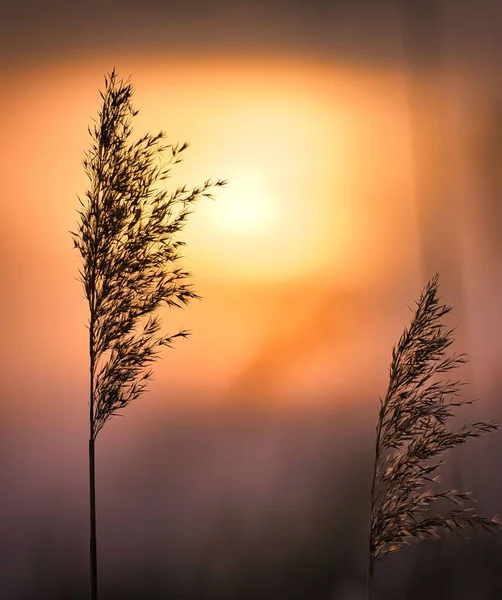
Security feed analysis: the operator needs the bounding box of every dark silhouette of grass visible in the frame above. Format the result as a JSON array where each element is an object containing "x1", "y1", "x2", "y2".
[
  {"x1": 366, "y1": 274, "x2": 501, "y2": 599},
  {"x1": 71, "y1": 68, "x2": 226, "y2": 600}
]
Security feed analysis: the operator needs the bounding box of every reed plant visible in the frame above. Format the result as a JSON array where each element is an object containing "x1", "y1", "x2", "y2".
[
  {"x1": 71, "y1": 69, "x2": 226, "y2": 600},
  {"x1": 366, "y1": 274, "x2": 501, "y2": 599}
]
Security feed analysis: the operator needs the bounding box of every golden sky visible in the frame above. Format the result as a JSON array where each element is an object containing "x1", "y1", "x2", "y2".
[
  {"x1": 0, "y1": 54, "x2": 429, "y2": 413},
  {"x1": 1, "y1": 51, "x2": 501, "y2": 422}
]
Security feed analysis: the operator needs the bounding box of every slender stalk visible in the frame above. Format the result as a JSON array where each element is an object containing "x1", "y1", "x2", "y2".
[
  {"x1": 89, "y1": 437, "x2": 97, "y2": 600},
  {"x1": 88, "y1": 132, "x2": 99, "y2": 599},
  {"x1": 89, "y1": 304, "x2": 97, "y2": 599},
  {"x1": 366, "y1": 406, "x2": 383, "y2": 600},
  {"x1": 365, "y1": 558, "x2": 373, "y2": 600},
  {"x1": 366, "y1": 274, "x2": 501, "y2": 595}
]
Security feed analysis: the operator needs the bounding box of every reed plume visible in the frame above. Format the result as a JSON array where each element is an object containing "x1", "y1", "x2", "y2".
[
  {"x1": 71, "y1": 69, "x2": 226, "y2": 600},
  {"x1": 367, "y1": 274, "x2": 501, "y2": 599}
]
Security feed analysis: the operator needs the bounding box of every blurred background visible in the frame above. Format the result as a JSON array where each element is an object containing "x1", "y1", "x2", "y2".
[{"x1": 1, "y1": 0, "x2": 501, "y2": 598}]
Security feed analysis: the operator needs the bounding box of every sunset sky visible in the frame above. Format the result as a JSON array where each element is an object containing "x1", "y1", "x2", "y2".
[{"x1": 1, "y1": 1, "x2": 502, "y2": 599}]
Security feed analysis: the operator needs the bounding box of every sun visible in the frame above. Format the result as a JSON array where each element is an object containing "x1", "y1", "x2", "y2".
[
  {"x1": 153, "y1": 58, "x2": 401, "y2": 284},
  {"x1": 211, "y1": 169, "x2": 279, "y2": 236}
]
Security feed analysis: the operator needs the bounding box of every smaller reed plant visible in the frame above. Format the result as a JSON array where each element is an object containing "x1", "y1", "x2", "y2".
[{"x1": 366, "y1": 274, "x2": 501, "y2": 599}]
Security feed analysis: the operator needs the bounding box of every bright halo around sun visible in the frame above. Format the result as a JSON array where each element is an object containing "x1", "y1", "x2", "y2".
[{"x1": 211, "y1": 169, "x2": 279, "y2": 236}]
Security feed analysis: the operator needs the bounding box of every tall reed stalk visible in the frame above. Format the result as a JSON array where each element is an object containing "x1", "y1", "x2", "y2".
[
  {"x1": 366, "y1": 274, "x2": 501, "y2": 599},
  {"x1": 71, "y1": 69, "x2": 226, "y2": 600}
]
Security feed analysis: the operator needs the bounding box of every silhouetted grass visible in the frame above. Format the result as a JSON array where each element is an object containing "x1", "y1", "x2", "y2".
[
  {"x1": 367, "y1": 274, "x2": 501, "y2": 599},
  {"x1": 71, "y1": 68, "x2": 226, "y2": 599}
]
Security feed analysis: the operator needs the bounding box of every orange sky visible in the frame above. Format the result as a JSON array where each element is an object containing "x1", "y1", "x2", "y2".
[{"x1": 1, "y1": 52, "x2": 500, "y2": 421}]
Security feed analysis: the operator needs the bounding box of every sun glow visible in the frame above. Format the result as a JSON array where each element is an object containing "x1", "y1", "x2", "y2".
[
  {"x1": 211, "y1": 169, "x2": 279, "y2": 236},
  {"x1": 0, "y1": 55, "x2": 422, "y2": 410},
  {"x1": 2, "y1": 56, "x2": 417, "y2": 288}
]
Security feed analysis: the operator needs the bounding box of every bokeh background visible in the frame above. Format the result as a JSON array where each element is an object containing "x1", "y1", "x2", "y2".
[{"x1": 1, "y1": 1, "x2": 502, "y2": 598}]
